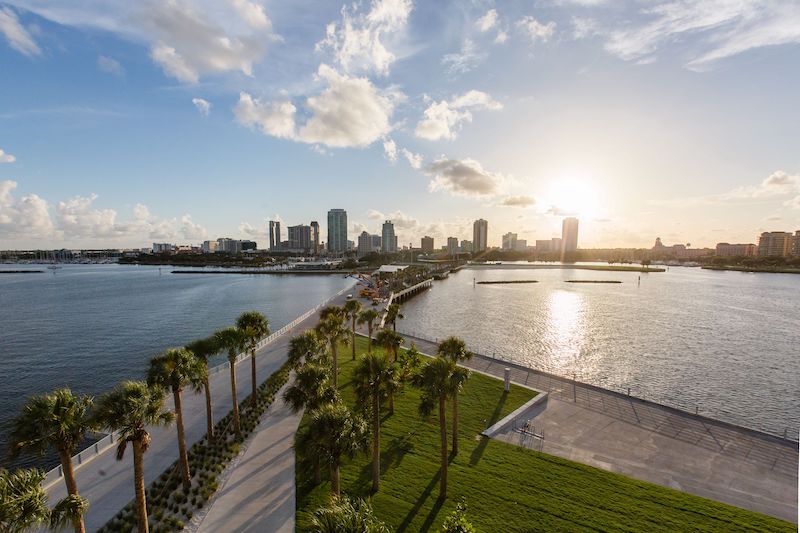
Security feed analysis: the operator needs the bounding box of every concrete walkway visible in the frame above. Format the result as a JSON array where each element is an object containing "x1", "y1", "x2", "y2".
[
  {"x1": 45, "y1": 287, "x2": 353, "y2": 532},
  {"x1": 396, "y1": 331, "x2": 799, "y2": 523},
  {"x1": 194, "y1": 388, "x2": 302, "y2": 533}
]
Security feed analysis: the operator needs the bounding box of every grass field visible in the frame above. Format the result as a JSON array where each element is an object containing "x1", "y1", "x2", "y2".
[{"x1": 295, "y1": 337, "x2": 793, "y2": 532}]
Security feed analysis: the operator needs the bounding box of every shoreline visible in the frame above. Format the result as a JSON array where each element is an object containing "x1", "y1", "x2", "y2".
[
  {"x1": 702, "y1": 265, "x2": 800, "y2": 274},
  {"x1": 468, "y1": 264, "x2": 665, "y2": 272}
]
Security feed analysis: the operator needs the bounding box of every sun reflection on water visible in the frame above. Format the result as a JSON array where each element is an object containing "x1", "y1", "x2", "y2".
[{"x1": 544, "y1": 289, "x2": 586, "y2": 374}]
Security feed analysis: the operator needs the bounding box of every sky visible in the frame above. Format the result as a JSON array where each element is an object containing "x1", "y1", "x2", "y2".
[{"x1": 1, "y1": 0, "x2": 799, "y2": 250}]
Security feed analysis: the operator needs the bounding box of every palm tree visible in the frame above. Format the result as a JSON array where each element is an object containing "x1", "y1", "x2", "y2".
[
  {"x1": 343, "y1": 299, "x2": 363, "y2": 360},
  {"x1": 287, "y1": 330, "x2": 327, "y2": 370},
  {"x1": 308, "y1": 496, "x2": 389, "y2": 533},
  {"x1": 147, "y1": 347, "x2": 206, "y2": 491},
  {"x1": 315, "y1": 308, "x2": 350, "y2": 389},
  {"x1": 437, "y1": 336, "x2": 473, "y2": 455},
  {"x1": 9, "y1": 388, "x2": 93, "y2": 533},
  {"x1": 357, "y1": 309, "x2": 380, "y2": 354},
  {"x1": 93, "y1": 381, "x2": 173, "y2": 533},
  {"x1": 412, "y1": 357, "x2": 470, "y2": 499},
  {"x1": 185, "y1": 336, "x2": 221, "y2": 442},
  {"x1": 236, "y1": 311, "x2": 270, "y2": 409},
  {"x1": 306, "y1": 403, "x2": 369, "y2": 497},
  {"x1": 374, "y1": 329, "x2": 403, "y2": 363},
  {"x1": 215, "y1": 327, "x2": 246, "y2": 439},
  {"x1": 385, "y1": 302, "x2": 403, "y2": 332},
  {"x1": 0, "y1": 467, "x2": 88, "y2": 533},
  {"x1": 353, "y1": 352, "x2": 396, "y2": 492}
]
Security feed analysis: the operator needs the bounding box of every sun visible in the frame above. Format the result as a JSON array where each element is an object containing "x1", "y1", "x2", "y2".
[{"x1": 545, "y1": 179, "x2": 599, "y2": 219}]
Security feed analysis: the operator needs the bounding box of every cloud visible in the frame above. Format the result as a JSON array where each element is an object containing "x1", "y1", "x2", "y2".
[
  {"x1": 383, "y1": 138, "x2": 398, "y2": 162},
  {"x1": 500, "y1": 195, "x2": 536, "y2": 208},
  {"x1": 0, "y1": 148, "x2": 16, "y2": 163},
  {"x1": 236, "y1": 64, "x2": 399, "y2": 148},
  {"x1": 230, "y1": 0, "x2": 271, "y2": 29},
  {"x1": 476, "y1": 9, "x2": 498, "y2": 33},
  {"x1": 97, "y1": 55, "x2": 124, "y2": 76},
  {"x1": 517, "y1": 16, "x2": 556, "y2": 43},
  {"x1": 597, "y1": 1, "x2": 800, "y2": 70},
  {"x1": 0, "y1": 7, "x2": 40, "y2": 57},
  {"x1": 180, "y1": 214, "x2": 207, "y2": 239},
  {"x1": 367, "y1": 209, "x2": 384, "y2": 220},
  {"x1": 401, "y1": 148, "x2": 422, "y2": 169},
  {"x1": 316, "y1": 0, "x2": 412, "y2": 76},
  {"x1": 494, "y1": 30, "x2": 509, "y2": 44},
  {"x1": 415, "y1": 90, "x2": 502, "y2": 141},
  {"x1": 192, "y1": 97, "x2": 212, "y2": 116},
  {"x1": 661, "y1": 170, "x2": 800, "y2": 207},
  {"x1": 0, "y1": 180, "x2": 53, "y2": 238},
  {"x1": 441, "y1": 39, "x2": 486, "y2": 74},
  {"x1": 425, "y1": 157, "x2": 505, "y2": 197}
]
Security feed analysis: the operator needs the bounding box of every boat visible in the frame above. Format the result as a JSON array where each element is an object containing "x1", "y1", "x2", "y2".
[{"x1": 46, "y1": 265, "x2": 63, "y2": 270}]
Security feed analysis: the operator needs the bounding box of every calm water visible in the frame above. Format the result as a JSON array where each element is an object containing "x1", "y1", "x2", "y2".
[
  {"x1": 399, "y1": 265, "x2": 800, "y2": 438},
  {"x1": 0, "y1": 265, "x2": 352, "y2": 469}
]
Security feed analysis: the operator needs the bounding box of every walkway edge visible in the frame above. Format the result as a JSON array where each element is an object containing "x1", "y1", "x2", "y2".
[{"x1": 482, "y1": 393, "x2": 548, "y2": 438}]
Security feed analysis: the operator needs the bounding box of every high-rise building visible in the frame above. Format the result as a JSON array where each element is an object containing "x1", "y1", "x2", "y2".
[
  {"x1": 792, "y1": 231, "x2": 800, "y2": 256},
  {"x1": 715, "y1": 243, "x2": 757, "y2": 257},
  {"x1": 269, "y1": 221, "x2": 281, "y2": 251},
  {"x1": 460, "y1": 240, "x2": 472, "y2": 253},
  {"x1": 447, "y1": 237, "x2": 459, "y2": 256},
  {"x1": 216, "y1": 238, "x2": 241, "y2": 254},
  {"x1": 515, "y1": 239, "x2": 528, "y2": 252},
  {"x1": 551, "y1": 238, "x2": 563, "y2": 253},
  {"x1": 327, "y1": 209, "x2": 348, "y2": 254},
  {"x1": 535, "y1": 240, "x2": 551, "y2": 252},
  {"x1": 562, "y1": 217, "x2": 579, "y2": 254},
  {"x1": 310, "y1": 221, "x2": 320, "y2": 254},
  {"x1": 421, "y1": 236, "x2": 434, "y2": 253},
  {"x1": 502, "y1": 232, "x2": 517, "y2": 251},
  {"x1": 371, "y1": 234, "x2": 382, "y2": 250},
  {"x1": 382, "y1": 220, "x2": 397, "y2": 252},
  {"x1": 357, "y1": 231, "x2": 372, "y2": 257},
  {"x1": 473, "y1": 219, "x2": 488, "y2": 252},
  {"x1": 758, "y1": 231, "x2": 793, "y2": 257},
  {"x1": 201, "y1": 240, "x2": 218, "y2": 253},
  {"x1": 288, "y1": 224, "x2": 312, "y2": 251}
]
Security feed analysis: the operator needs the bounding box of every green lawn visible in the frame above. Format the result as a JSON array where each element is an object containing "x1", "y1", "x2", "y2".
[{"x1": 295, "y1": 337, "x2": 793, "y2": 532}]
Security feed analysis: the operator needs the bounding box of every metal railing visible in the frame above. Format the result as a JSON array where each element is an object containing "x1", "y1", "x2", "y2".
[
  {"x1": 395, "y1": 326, "x2": 799, "y2": 443},
  {"x1": 42, "y1": 284, "x2": 354, "y2": 489}
]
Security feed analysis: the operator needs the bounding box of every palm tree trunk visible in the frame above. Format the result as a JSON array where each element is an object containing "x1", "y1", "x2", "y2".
[
  {"x1": 351, "y1": 318, "x2": 357, "y2": 360},
  {"x1": 204, "y1": 377, "x2": 214, "y2": 442},
  {"x1": 439, "y1": 395, "x2": 448, "y2": 499},
  {"x1": 58, "y1": 448, "x2": 86, "y2": 533},
  {"x1": 251, "y1": 348, "x2": 258, "y2": 409},
  {"x1": 388, "y1": 391, "x2": 394, "y2": 415},
  {"x1": 367, "y1": 324, "x2": 373, "y2": 354},
  {"x1": 173, "y1": 387, "x2": 191, "y2": 491},
  {"x1": 452, "y1": 394, "x2": 459, "y2": 456},
  {"x1": 330, "y1": 459, "x2": 340, "y2": 496},
  {"x1": 372, "y1": 394, "x2": 380, "y2": 492},
  {"x1": 392, "y1": 321, "x2": 396, "y2": 332},
  {"x1": 133, "y1": 439, "x2": 149, "y2": 533},
  {"x1": 331, "y1": 344, "x2": 338, "y2": 389},
  {"x1": 229, "y1": 358, "x2": 241, "y2": 438}
]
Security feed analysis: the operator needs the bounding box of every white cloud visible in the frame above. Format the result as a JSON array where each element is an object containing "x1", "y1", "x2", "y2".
[
  {"x1": 401, "y1": 148, "x2": 422, "y2": 169},
  {"x1": 236, "y1": 64, "x2": 399, "y2": 148},
  {"x1": 476, "y1": 9, "x2": 498, "y2": 33},
  {"x1": 0, "y1": 180, "x2": 53, "y2": 238},
  {"x1": 415, "y1": 90, "x2": 502, "y2": 141},
  {"x1": 383, "y1": 138, "x2": 398, "y2": 163},
  {"x1": 441, "y1": 39, "x2": 486, "y2": 74},
  {"x1": 97, "y1": 55, "x2": 124, "y2": 76},
  {"x1": 180, "y1": 214, "x2": 207, "y2": 239},
  {"x1": 494, "y1": 30, "x2": 508, "y2": 44},
  {"x1": 230, "y1": 0, "x2": 271, "y2": 29},
  {"x1": 661, "y1": 170, "x2": 800, "y2": 207},
  {"x1": 316, "y1": 0, "x2": 412, "y2": 76},
  {"x1": 425, "y1": 157, "x2": 506, "y2": 197},
  {"x1": 367, "y1": 209, "x2": 384, "y2": 220},
  {"x1": 500, "y1": 195, "x2": 537, "y2": 208},
  {"x1": 0, "y1": 148, "x2": 16, "y2": 163},
  {"x1": 0, "y1": 7, "x2": 40, "y2": 57},
  {"x1": 517, "y1": 16, "x2": 556, "y2": 43},
  {"x1": 192, "y1": 97, "x2": 212, "y2": 116}
]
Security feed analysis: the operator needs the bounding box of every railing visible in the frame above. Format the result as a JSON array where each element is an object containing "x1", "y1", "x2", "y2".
[
  {"x1": 395, "y1": 326, "x2": 799, "y2": 444},
  {"x1": 378, "y1": 292, "x2": 394, "y2": 329},
  {"x1": 393, "y1": 278, "x2": 433, "y2": 301},
  {"x1": 42, "y1": 283, "x2": 355, "y2": 490}
]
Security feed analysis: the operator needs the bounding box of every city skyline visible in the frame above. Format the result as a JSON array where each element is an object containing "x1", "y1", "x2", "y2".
[{"x1": 1, "y1": 1, "x2": 799, "y2": 249}]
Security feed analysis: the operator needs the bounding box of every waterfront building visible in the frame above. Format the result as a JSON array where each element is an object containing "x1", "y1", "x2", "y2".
[
  {"x1": 562, "y1": 217, "x2": 579, "y2": 253},
  {"x1": 216, "y1": 238, "x2": 242, "y2": 254},
  {"x1": 327, "y1": 209, "x2": 348, "y2": 254},
  {"x1": 502, "y1": 232, "x2": 517, "y2": 251},
  {"x1": 288, "y1": 225, "x2": 312, "y2": 251},
  {"x1": 347, "y1": 240, "x2": 355, "y2": 251},
  {"x1": 421, "y1": 236, "x2": 434, "y2": 253},
  {"x1": 382, "y1": 220, "x2": 397, "y2": 252},
  {"x1": 240, "y1": 240, "x2": 257, "y2": 251},
  {"x1": 269, "y1": 220, "x2": 281, "y2": 251},
  {"x1": 201, "y1": 240, "x2": 218, "y2": 253},
  {"x1": 460, "y1": 239, "x2": 472, "y2": 252},
  {"x1": 758, "y1": 231, "x2": 793, "y2": 257},
  {"x1": 447, "y1": 237, "x2": 459, "y2": 256},
  {"x1": 535, "y1": 239, "x2": 551, "y2": 252},
  {"x1": 152, "y1": 243, "x2": 175, "y2": 254},
  {"x1": 715, "y1": 243, "x2": 757, "y2": 257},
  {"x1": 793, "y1": 231, "x2": 800, "y2": 256},
  {"x1": 371, "y1": 234, "x2": 382, "y2": 250},
  {"x1": 551, "y1": 238, "x2": 562, "y2": 252},
  {"x1": 515, "y1": 239, "x2": 528, "y2": 252},
  {"x1": 310, "y1": 221, "x2": 320, "y2": 254},
  {"x1": 473, "y1": 219, "x2": 488, "y2": 252},
  {"x1": 357, "y1": 231, "x2": 372, "y2": 257}
]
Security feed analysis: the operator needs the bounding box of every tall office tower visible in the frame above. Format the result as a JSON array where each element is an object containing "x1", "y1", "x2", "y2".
[
  {"x1": 562, "y1": 217, "x2": 579, "y2": 253},
  {"x1": 370, "y1": 234, "x2": 382, "y2": 251},
  {"x1": 310, "y1": 221, "x2": 320, "y2": 254},
  {"x1": 327, "y1": 209, "x2": 348, "y2": 254},
  {"x1": 421, "y1": 236, "x2": 434, "y2": 253},
  {"x1": 460, "y1": 240, "x2": 472, "y2": 252},
  {"x1": 269, "y1": 220, "x2": 281, "y2": 250},
  {"x1": 501, "y1": 232, "x2": 518, "y2": 251},
  {"x1": 447, "y1": 237, "x2": 459, "y2": 256},
  {"x1": 382, "y1": 220, "x2": 397, "y2": 252},
  {"x1": 792, "y1": 231, "x2": 800, "y2": 256},
  {"x1": 473, "y1": 219, "x2": 488, "y2": 252},
  {"x1": 288, "y1": 224, "x2": 312, "y2": 251},
  {"x1": 357, "y1": 231, "x2": 372, "y2": 257},
  {"x1": 758, "y1": 231, "x2": 793, "y2": 256}
]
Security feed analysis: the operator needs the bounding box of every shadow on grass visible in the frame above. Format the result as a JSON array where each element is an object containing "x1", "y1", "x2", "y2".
[
  {"x1": 397, "y1": 469, "x2": 441, "y2": 533},
  {"x1": 469, "y1": 390, "x2": 507, "y2": 466}
]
